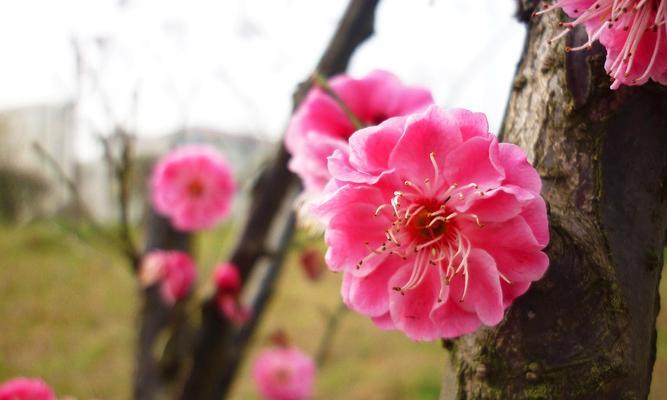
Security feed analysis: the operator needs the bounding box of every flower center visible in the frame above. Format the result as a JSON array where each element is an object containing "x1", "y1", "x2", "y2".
[
  {"x1": 273, "y1": 367, "x2": 292, "y2": 384},
  {"x1": 187, "y1": 179, "x2": 205, "y2": 197},
  {"x1": 410, "y1": 205, "x2": 447, "y2": 239},
  {"x1": 355, "y1": 152, "x2": 499, "y2": 302}
]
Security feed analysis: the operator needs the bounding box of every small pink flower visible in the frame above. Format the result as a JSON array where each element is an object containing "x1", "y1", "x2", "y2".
[
  {"x1": 252, "y1": 347, "x2": 316, "y2": 400},
  {"x1": 140, "y1": 250, "x2": 197, "y2": 304},
  {"x1": 151, "y1": 144, "x2": 235, "y2": 231},
  {"x1": 0, "y1": 377, "x2": 55, "y2": 400},
  {"x1": 213, "y1": 263, "x2": 250, "y2": 324},
  {"x1": 314, "y1": 105, "x2": 549, "y2": 340},
  {"x1": 537, "y1": 0, "x2": 667, "y2": 89},
  {"x1": 285, "y1": 70, "x2": 434, "y2": 199},
  {"x1": 299, "y1": 249, "x2": 325, "y2": 281}
]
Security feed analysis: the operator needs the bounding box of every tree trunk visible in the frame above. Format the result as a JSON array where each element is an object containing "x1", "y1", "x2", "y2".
[
  {"x1": 178, "y1": 1, "x2": 381, "y2": 399},
  {"x1": 134, "y1": 209, "x2": 190, "y2": 400},
  {"x1": 443, "y1": 3, "x2": 667, "y2": 399}
]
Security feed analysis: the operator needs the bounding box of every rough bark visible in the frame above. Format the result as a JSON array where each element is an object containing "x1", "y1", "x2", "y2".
[
  {"x1": 443, "y1": 4, "x2": 667, "y2": 400},
  {"x1": 178, "y1": 1, "x2": 381, "y2": 399},
  {"x1": 134, "y1": 209, "x2": 190, "y2": 400}
]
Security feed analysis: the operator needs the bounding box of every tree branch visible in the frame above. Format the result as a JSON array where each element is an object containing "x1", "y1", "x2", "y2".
[
  {"x1": 178, "y1": 1, "x2": 381, "y2": 398},
  {"x1": 442, "y1": 10, "x2": 667, "y2": 400}
]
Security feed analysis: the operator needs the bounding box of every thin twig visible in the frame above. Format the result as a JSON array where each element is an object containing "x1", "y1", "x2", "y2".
[
  {"x1": 179, "y1": 1, "x2": 381, "y2": 398},
  {"x1": 315, "y1": 301, "x2": 348, "y2": 367},
  {"x1": 312, "y1": 71, "x2": 365, "y2": 130},
  {"x1": 32, "y1": 142, "x2": 118, "y2": 247}
]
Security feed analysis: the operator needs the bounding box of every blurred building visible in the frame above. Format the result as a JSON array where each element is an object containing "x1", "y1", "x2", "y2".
[
  {"x1": 0, "y1": 102, "x2": 76, "y2": 221},
  {"x1": 0, "y1": 101, "x2": 272, "y2": 223}
]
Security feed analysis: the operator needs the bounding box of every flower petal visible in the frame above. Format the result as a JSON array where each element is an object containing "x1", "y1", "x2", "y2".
[
  {"x1": 388, "y1": 266, "x2": 441, "y2": 341},
  {"x1": 389, "y1": 105, "x2": 463, "y2": 183},
  {"x1": 447, "y1": 249, "x2": 504, "y2": 326},
  {"x1": 443, "y1": 136, "x2": 505, "y2": 191}
]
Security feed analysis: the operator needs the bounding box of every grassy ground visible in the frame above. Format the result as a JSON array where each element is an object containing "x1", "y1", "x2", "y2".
[{"x1": 0, "y1": 223, "x2": 665, "y2": 399}]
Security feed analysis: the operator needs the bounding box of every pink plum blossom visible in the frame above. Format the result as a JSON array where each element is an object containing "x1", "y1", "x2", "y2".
[
  {"x1": 314, "y1": 105, "x2": 549, "y2": 340},
  {"x1": 252, "y1": 346, "x2": 316, "y2": 400},
  {"x1": 285, "y1": 70, "x2": 434, "y2": 200},
  {"x1": 213, "y1": 262, "x2": 250, "y2": 324},
  {"x1": 0, "y1": 378, "x2": 55, "y2": 400},
  {"x1": 151, "y1": 144, "x2": 235, "y2": 231},
  {"x1": 140, "y1": 250, "x2": 197, "y2": 305},
  {"x1": 536, "y1": 0, "x2": 667, "y2": 89}
]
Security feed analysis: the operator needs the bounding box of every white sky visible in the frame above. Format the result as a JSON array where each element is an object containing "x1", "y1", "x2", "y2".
[{"x1": 0, "y1": 0, "x2": 525, "y2": 160}]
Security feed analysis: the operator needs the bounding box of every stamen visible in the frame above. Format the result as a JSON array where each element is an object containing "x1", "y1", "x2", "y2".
[
  {"x1": 404, "y1": 180, "x2": 425, "y2": 195},
  {"x1": 386, "y1": 229, "x2": 401, "y2": 246},
  {"x1": 416, "y1": 235, "x2": 444, "y2": 252},
  {"x1": 427, "y1": 216, "x2": 447, "y2": 227},
  {"x1": 374, "y1": 204, "x2": 389, "y2": 216},
  {"x1": 498, "y1": 271, "x2": 512, "y2": 284},
  {"x1": 430, "y1": 152, "x2": 440, "y2": 187}
]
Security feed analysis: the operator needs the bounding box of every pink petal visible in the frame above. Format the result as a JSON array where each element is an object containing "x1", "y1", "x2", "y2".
[
  {"x1": 455, "y1": 185, "x2": 536, "y2": 223},
  {"x1": 388, "y1": 266, "x2": 441, "y2": 341},
  {"x1": 342, "y1": 257, "x2": 404, "y2": 317},
  {"x1": 321, "y1": 187, "x2": 391, "y2": 274},
  {"x1": 388, "y1": 105, "x2": 464, "y2": 182},
  {"x1": 462, "y1": 217, "x2": 549, "y2": 282},
  {"x1": 521, "y1": 196, "x2": 550, "y2": 247},
  {"x1": 371, "y1": 312, "x2": 396, "y2": 330},
  {"x1": 501, "y1": 280, "x2": 532, "y2": 308},
  {"x1": 444, "y1": 108, "x2": 490, "y2": 141},
  {"x1": 447, "y1": 249, "x2": 504, "y2": 326},
  {"x1": 443, "y1": 136, "x2": 505, "y2": 191},
  {"x1": 348, "y1": 118, "x2": 405, "y2": 174},
  {"x1": 498, "y1": 142, "x2": 541, "y2": 193},
  {"x1": 430, "y1": 299, "x2": 482, "y2": 338}
]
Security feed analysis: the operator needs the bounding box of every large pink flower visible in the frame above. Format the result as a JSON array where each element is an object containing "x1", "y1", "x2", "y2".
[
  {"x1": 213, "y1": 262, "x2": 250, "y2": 325},
  {"x1": 140, "y1": 250, "x2": 197, "y2": 304},
  {"x1": 285, "y1": 70, "x2": 434, "y2": 199},
  {"x1": 151, "y1": 144, "x2": 235, "y2": 231},
  {"x1": 0, "y1": 378, "x2": 55, "y2": 400},
  {"x1": 252, "y1": 347, "x2": 316, "y2": 400},
  {"x1": 537, "y1": 0, "x2": 667, "y2": 89},
  {"x1": 314, "y1": 105, "x2": 549, "y2": 341}
]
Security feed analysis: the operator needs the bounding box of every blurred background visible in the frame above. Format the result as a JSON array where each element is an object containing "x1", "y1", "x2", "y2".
[{"x1": 0, "y1": 0, "x2": 664, "y2": 399}]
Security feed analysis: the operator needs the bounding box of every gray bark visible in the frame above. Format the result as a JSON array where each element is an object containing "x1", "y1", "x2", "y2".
[{"x1": 443, "y1": 3, "x2": 667, "y2": 399}]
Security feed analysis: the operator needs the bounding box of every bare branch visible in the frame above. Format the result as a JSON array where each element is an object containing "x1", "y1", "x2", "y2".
[{"x1": 178, "y1": 1, "x2": 381, "y2": 398}]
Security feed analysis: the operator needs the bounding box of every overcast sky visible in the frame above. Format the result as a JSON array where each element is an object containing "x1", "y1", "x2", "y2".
[{"x1": 0, "y1": 0, "x2": 525, "y2": 160}]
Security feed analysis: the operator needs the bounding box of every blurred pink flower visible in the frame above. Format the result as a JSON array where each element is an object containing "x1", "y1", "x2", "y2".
[
  {"x1": 0, "y1": 377, "x2": 55, "y2": 400},
  {"x1": 252, "y1": 347, "x2": 316, "y2": 400},
  {"x1": 151, "y1": 144, "x2": 235, "y2": 231},
  {"x1": 536, "y1": 0, "x2": 667, "y2": 89},
  {"x1": 213, "y1": 263, "x2": 250, "y2": 325},
  {"x1": 299, "y1": 249, "x2": 325, "y2": 281},
  {"x1": 140, "y1": 250, "x2": 197, "y2": 305},
  {"x1": 314, "y1": 105, "x2": 549, "y2": 340},
  {"x1": 285, "y1": 70, "x2": 434, "y2": 200}
]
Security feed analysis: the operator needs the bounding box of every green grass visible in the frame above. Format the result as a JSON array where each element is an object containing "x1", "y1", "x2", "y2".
[{"x1": 0, "y1": 223, "x2": 665, "y2": 399}]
